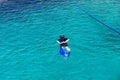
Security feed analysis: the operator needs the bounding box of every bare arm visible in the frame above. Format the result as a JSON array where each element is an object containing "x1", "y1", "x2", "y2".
[
  {"x1": 57, "y1": 38, "x2": 69, "y2": 44},
  {"x1": 57, "y1": 40, "x2": 61, "y2": 44},
  {"x1": 57, "y1": 40, "x2": 65, "y2": 44},
  {"x1": 64, "y1": 39, "x2": 70, "y2": 43}
]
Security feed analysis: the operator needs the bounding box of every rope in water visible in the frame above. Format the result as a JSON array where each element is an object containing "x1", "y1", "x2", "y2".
[{"x1": 79, "y1": 7, "x2": 120, "y2": 35}]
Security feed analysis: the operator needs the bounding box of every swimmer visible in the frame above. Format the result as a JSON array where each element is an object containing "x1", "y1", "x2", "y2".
[{"x1": 57, "y1": 35, "x2": 71, "y2": 56}]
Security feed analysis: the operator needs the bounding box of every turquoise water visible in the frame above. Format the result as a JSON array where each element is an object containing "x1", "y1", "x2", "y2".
[{"x1": 0, "y1": 0, "x2": 120, "y2": 80}]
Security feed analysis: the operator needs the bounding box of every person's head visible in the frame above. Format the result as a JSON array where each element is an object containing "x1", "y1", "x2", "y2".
[{"x1": 60, "y1": 35, "x2": 65, "y2": 39}]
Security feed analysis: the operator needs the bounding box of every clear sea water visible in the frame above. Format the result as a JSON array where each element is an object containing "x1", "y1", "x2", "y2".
[{"x1": 0, "y1": 0, "x2": 120, "y2": 80}]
